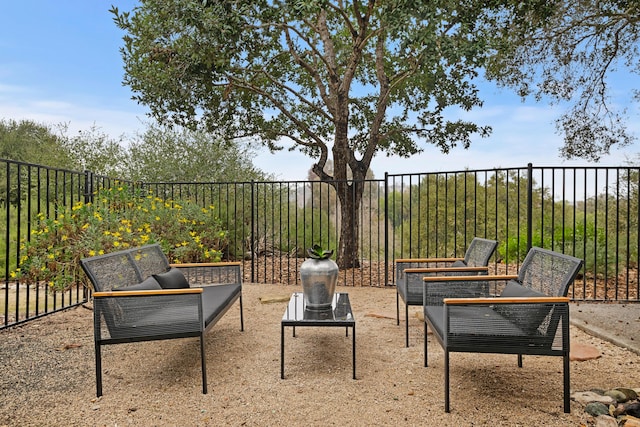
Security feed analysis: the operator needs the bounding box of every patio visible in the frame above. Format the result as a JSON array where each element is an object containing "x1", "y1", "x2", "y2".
[{"x1": 1, "y1": 283, "x2": 637, "y2": 426}]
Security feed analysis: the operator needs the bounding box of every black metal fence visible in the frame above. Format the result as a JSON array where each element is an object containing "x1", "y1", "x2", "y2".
[{"x1": 2, "y1": 159, "x2": 639, "y2": 329}]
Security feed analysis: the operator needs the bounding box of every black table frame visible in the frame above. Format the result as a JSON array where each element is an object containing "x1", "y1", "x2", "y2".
[{"x1": 280, "y1": 292, "x2": 356, "y2": 379}]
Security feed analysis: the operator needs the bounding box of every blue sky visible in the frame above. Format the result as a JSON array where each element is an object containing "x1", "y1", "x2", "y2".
[{"x1": 1, "y1": 1, "x2": 639, "y2": 181}]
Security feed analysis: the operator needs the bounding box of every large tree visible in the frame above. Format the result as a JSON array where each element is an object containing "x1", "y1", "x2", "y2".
[
  {"x1": 111, "y1": 1, "x2": 539, "y2": 268},
  {"x1": 485, "y1": 0, "x2": 640, "y2": 161}
]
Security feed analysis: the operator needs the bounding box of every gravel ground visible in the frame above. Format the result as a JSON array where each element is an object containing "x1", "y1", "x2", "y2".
[{"x1": 1, "y1": 283, "x2": 638, "y2": 426}]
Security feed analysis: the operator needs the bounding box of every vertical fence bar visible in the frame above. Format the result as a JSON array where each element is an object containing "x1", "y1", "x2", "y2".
[{"x1": 527, "y1": 163, "x2": 533, "y2": 251}]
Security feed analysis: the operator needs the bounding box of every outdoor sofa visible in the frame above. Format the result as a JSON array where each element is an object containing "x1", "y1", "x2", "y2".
[{"x1": 80, "y1": 243, "x2": 243, "y2": 396}]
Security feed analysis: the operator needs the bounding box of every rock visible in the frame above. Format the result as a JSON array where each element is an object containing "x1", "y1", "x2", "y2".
[
  {"x1": 615, "y1": 404, "x2": 628, "y2": 417},
  {"x1": 594, "y1": 415, "x2": 618, "y2": 427},
  {"x1": 625, "y1": 402, "x2": 640, "y2": 418},
  {"x1": 617, "y1": 388, "x2": 639, "y2": 401},
  {"x1": 572, "y1": 391, "x2": 615, "y2": 405},
  {"x1": 570, "y1": 342, "x2": 601, "y2": 361},
  {"x1": 605, "y1": 389, "x2": 630, "y2": 403},
  {"x1": 585, "y1": 402, "x2": 610, "y2": 417},
  {"x1": 620, "y1": 415, "x2": 640, "y2": 427}
]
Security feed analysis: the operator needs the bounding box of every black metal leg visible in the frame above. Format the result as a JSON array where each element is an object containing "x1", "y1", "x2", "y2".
[
  {"x1": 517, "y1": 354, "x2": 523, "y2": 367},
  {"x1": 563, "y1": 307, "x2": 571, "y2": 413},
  {"x1": 563, "y1": 352, "x2": 570, "y2": 413},
  {"x1": 280, "y1": 324, "x2": 285, "y2": 379},
  {"x1": 424, "y1": 322, "x2": 428, "y2": 367},
  {"x1": 444, "y1": 350, "x2": 450, "y2": 413},
  {"x1": 405, "y1": 302, "x2": 410, "y2": 347},
  {"x1": 396, "y1": 290, "x2": 400, "y2": 326},
  {"x1": 200, "y1": 334, "x2": 208, "y2": 394},
  {"x1": 239, "y1": 293, "x2": 244, "y2": 331},
  {"x1": 352, "y1": 324, "x2": 356, "y2": 379},
  {"x1": 95, "y1": 342, "x2": 103, "y2": 397}
]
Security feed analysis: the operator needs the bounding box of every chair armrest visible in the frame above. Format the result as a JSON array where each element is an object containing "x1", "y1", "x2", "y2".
[
  {"x1": 94, "y1": 288, "x2": 203, "y2": 298},
  {"x1": 396, "y1": 257, "x2": 463, "y2": 264},
  {"x1": 405, "y1": 266, "x2": 488, "y2": 274},
  {"x1": 170, "y1": 261, "x2": 242, "y2": 268},
  {"x1": 443, "y1": 296, "x2": 569, "y2": 305},
  {"x1": 423, "y1": 274, "x2": 517, "y2": 283}
]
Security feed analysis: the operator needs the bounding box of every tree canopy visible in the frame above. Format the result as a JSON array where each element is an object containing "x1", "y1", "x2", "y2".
[
  {"x1": 485, "y1": 0, "x2": 640, "y2": 161},
  {"x1": 111, "y1": 1, "x2": 519, "y2": 182},
  {"x1": 111, "y1": 0, "x2": 530, "y2": 266}
]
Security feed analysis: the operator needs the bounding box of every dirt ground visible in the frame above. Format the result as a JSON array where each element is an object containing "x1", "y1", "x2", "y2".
[{"x1": 1, "y1": 283, "x2": 638, "y2": 426}]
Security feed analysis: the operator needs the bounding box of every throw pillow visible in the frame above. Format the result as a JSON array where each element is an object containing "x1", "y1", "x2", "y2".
[
  {"x1": 112, "y1": 276, "x2": 162, "y2": 292},
  {"x1": 494, "y1": 281, "x2": 551, "y2": 334},
  {"x1": 153, "y1": 267, "x2": 190, "y2": 289}
]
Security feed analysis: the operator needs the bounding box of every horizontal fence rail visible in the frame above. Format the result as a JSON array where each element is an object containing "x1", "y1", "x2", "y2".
[{"x1": 2, "y1": 159, "x2": 638, "y2": 329}]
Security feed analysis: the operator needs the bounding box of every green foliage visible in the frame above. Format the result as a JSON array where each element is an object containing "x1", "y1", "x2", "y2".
[
  {"x1": 126, "y1": 123, "x2": 267, "y2": 182},
  {"x1": 61, "y1": 124, "x2": 129, "y2": 176},
  {"x1": 500, "y1": 232, "x2": 543, "y2": 264},
  {"x1": 12, "y1": 185, "x2": 228, "y2": 292},
  {"x1": 0, "y1": 119, "x2": 74, "y2": 167},
  {"x1": 0, "y1": 120, "x2": 77, "y2": 207},
  {"x1": 307, "y1": 244, "x2": 334, "y2": 260},
  {"x1": 485, "y1": 0, "x2": 639, "y2": 160},
  {"x1": 111, "y1": 1, "x2": 500, "y2": 164},
  {"x1": 278, "y1": 205, "x2": 336, "y2": 258}
]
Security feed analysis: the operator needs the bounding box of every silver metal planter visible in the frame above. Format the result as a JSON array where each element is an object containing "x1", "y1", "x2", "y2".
[{"x1": 300, "y1": 258, "x2": 339, "y2": 310}]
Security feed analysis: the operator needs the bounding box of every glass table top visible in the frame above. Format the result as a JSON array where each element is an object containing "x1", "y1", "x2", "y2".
[{"x1": 282, "y1": 292, "x2": 354, "y2": 324}]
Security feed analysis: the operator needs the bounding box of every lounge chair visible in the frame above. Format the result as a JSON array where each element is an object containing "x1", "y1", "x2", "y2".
[
  {"x1": 422, "y1": 247, "x2": 582, "y2": 413},
  {"x1": 395, "y1": 237, "x2": 498, "y2": 346}
]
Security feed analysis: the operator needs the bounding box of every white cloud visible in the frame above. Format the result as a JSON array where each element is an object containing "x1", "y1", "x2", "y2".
[{"x1": 0, "y1": 91, "x2": 148, "y2": 140}]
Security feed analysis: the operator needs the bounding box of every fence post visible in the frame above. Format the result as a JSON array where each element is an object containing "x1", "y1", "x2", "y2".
[
  {"x1": 384, "y1": 172, "x2": 390, "y2": 285},
  {"x1": 250, "y1": 180, "x2": 255, "y2": 283},
  {"x1": 83, "y1": 170, "x2": 93, "y2": 204},
  {"x1": 527, "y1": 163, "x2": 533, "y2": 251}
]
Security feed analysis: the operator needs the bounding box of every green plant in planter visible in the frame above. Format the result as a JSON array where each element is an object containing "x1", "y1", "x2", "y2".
[{"x1": 307, "y1": 244, "x2": 333, "y2": 260}]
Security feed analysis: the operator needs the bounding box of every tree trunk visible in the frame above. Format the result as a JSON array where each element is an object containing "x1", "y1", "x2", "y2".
[{"x1": 335, "y1": 180, "x2": 363, "y2": 269}]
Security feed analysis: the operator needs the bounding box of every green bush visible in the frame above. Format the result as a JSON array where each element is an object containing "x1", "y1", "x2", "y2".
[{"x1": 12, "y1": 185, "x2": 228, "y2": 292}]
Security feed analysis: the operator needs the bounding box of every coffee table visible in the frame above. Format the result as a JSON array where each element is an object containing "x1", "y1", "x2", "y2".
[{"x1": 280, "y1": 292, "x2": 356, "y2": 379}]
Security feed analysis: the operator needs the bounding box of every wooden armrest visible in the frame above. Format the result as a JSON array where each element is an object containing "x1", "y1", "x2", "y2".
[
  {"x1": 423, "y1": 274, "x2": 517, "y2": 282},
  {"x1": 405, "y1": 266, "x2": 488, "y2": 274},
  {"x1": 443, "y1": 296, "x2": 570, "y2": 305},
  {"x1": 396, "y1": 257, "x2": 463, "y2": 264},
  {"x1": 170, "y1": 261, "x2": 242, "y2": 268},
  {"x1": 94, "y1": 288, "x2": 203, "y2": 298}
]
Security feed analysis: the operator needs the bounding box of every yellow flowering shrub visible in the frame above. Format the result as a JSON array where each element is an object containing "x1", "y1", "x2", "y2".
[{"x1": 13, "y1": 185, "x2": 228, "y2": 292}]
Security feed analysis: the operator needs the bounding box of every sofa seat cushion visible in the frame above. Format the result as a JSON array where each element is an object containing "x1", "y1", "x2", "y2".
[
  {"x1": 424, "y1": 305, "x2": 552, "y2": 351},
  {"x1": 201, "y1": 284, "x2": 242, "y2": 325}
]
